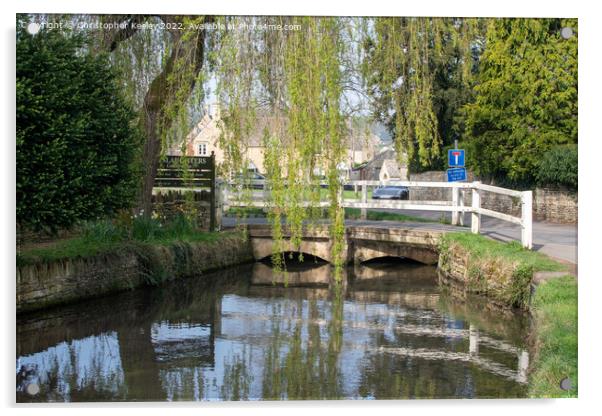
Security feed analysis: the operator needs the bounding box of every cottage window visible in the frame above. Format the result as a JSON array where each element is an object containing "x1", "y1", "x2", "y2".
[{"x1": 198, "y1": 143, "x2": 208, "y2": 156}]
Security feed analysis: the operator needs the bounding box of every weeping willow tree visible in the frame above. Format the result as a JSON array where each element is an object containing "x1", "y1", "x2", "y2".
[
  {"x1": 214, "y1": 16, "x2": 348, "y2": 280},
  {"x1": 24, "y1": 14, "x2": 486, "y2": 279},
  {"x1": 362, "y1": 17, "x2": 486, "y2": 173},
  {"x1": 26, "y1": 14, "x2": 349, "y2": 278}
]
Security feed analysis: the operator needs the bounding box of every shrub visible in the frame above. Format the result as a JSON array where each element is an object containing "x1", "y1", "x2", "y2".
[
  {"x1": 81, "y1": 220, "x2": 125, "y2": 244},
  {"x1": 16, "y1": 25, "x2": 142, "y2": 234},
  {"x1": 536, "y1": 145, "x2": 578, "y2": 190}
]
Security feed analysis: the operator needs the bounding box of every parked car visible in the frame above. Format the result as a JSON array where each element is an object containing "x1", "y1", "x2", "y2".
[{"x1": 372, "y1": 185, "x2": 409, "y2": 200}]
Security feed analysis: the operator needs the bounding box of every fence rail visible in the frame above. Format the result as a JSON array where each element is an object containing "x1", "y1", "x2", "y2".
[{"x1": 221, "y1": 180, "x2": 533, "y2": 249}]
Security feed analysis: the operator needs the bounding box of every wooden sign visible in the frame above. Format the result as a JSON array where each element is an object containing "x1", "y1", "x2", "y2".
[{"x1": 153, "y1": 152, "x2": 217, "y2": 231}]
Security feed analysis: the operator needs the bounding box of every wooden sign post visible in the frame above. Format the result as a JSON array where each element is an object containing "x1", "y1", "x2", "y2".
[{"x1": 154, "y1": 151, "x2": 217, "y2": 231}]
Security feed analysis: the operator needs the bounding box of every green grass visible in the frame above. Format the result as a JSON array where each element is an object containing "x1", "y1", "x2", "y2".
[
  {"x1": 344, "y1": 208, "x2": 441, "y2": 223},
  {"x1": 529, "y1": 276, "x2": 578, "y2": 397},
  {"x1": 442, "y1": 232, "x2": 566, "y2": 272},
  {"x1": 225, "y1": 205, "x2": 441, "y2": 224},
  {"x1": 342, "y1": 189, "x2": 373, "y2": 199},
  {"x1": 17, "y1": 237, "x2": 125, "y2": 266},
  {"x1": 225, "y1": 207, "x2": 266, "y2": 217},
  {"x1": 17, "y1": 215, "x2": 224, "y2": 266}
]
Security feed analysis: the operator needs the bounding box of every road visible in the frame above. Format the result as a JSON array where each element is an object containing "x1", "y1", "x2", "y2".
[
  {"x1": 222, "y1": 208, "x2": 577, "y2": 265},
  {"x1": 399, "y1": 209, "x2": 576, "y2": 264}
]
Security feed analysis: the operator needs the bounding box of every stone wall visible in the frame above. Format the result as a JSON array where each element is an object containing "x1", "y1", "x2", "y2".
[
  {"x1": 533, "y1": 188, "x2": 578, "y2": 224},
  {"x1": 408, "y1": 171, "x2": 471, "y2": 201},
  {"x1": 437, "y1": 238, "x2": 533, "y2": 309},
  {"x1": 17, "y1": 252, "x2": 142, "y2": 313},
  {"x1": 408, "y1": 171, "x2": 577, "y2": 224},
  {"x1": 16, "y1": 232, "x2": 253, "y2": 314}
]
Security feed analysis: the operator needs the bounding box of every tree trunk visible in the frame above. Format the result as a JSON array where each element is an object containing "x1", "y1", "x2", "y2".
[
  {"x1": 139, "y1": 81, "x2": 165, "y2": 215},
  {"x1": 104, "y1": 15, "x2": 213, "y2": 216}
]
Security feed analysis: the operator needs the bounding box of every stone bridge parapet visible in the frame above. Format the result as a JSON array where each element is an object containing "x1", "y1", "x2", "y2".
[{"x1": 247, "y1": 224, "x2": 443, "y2": 265}]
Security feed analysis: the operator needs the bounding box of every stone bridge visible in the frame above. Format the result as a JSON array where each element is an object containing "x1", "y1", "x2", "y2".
[{"x1": 247, "y1": 224, "x2": 443, "y2": 265}]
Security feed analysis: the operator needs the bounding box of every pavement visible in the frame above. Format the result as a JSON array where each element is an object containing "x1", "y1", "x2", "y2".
[
  {"x1": 394, "y1": 210, "x2": 577, "y2": 265},
  {"x1": 222, "y1": 209, "x2": 577, "y2": 265}
]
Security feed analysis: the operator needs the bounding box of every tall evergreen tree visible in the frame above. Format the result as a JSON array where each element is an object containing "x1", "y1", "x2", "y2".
[
  {"x1": 462, "y1": 18, "x2": 577, "y2": 185},
  {"x1": 17, "y1": 25, "x2": 142, "y2": 233}
]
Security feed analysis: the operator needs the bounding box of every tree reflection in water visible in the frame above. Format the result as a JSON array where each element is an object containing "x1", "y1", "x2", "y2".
[
  {"x1": 220, "y1": 346, "x2": 253, "y2": 401},
  {"x1": 260, "y1": 282, "x2": 345, "y2": 400}
]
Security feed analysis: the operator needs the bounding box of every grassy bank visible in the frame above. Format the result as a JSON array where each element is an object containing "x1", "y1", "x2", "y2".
[
  {"x1": 17, "y1": 218, "x2": 253, "y2": 312},
  {"x1": 442, "y1": 233, "x2": 566, "y2": 273},
  {"x1": 437, "y1": 233, "x2": 577, "y2": 396},
  {"x1": 438, "y1": 233, "x2": 567, "y2": 309},
  {"x1": 17, "y1": 215, "x2": 226, "y2": 267},
  {"x1": 529, "y1": 276, "x2": 578, "y2": 398}
]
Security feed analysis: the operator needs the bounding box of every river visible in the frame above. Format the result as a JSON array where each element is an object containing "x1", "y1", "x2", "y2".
[{"x1": 16, "y1": 258, "x2": 529, "y2": 401}]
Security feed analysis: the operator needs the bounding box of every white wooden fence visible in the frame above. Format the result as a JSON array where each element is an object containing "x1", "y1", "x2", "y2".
[{"x1": 219, "y1": 180, "x2": 533, "y2": 249}]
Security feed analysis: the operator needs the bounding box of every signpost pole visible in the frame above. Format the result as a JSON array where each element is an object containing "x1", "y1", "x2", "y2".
[{"x1": 448, "y1": 142, "x2": 466, "y2": 227}]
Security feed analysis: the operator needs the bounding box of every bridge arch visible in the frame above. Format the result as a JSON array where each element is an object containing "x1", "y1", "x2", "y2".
[
  {"x1": 256, "y1": 251, "x2": 330, "y2": 264},
  {"x1": 250, "y1": 237, "x2": 335, "y2": 264},
  {"x1": 351, "y1": 240, "x2": 439, "y2": 265}
]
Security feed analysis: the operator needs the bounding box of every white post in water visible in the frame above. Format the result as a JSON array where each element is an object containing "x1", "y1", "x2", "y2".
[
  {"x1": 517, "y1": 350, "x2": 529, "y2": 384},
  {"x1": 469, "y1": 324, "x2": 479, "y2": 356},
  {"x1": 361, "y1": 183, "x2": 368, "y2": 220},
  {"x1": 471, "y1": 182, "x2": 481, "y2": 234},
  {"x1": 521, "y1": 191, "x2": 533, "y2": 249},
  {"x1": 451, "y1": 185, "x2": 459, "y2": 226}
]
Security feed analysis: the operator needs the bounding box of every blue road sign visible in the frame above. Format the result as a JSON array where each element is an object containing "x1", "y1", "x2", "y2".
[
  {"x1": 447, "y1": 167, "x2": 467, "y2": 182},
  {"x1": 448, "y1": 149, "x2": 465, "y2": 167}
]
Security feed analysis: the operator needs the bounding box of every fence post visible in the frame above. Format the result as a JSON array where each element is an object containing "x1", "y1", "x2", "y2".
[
  {"x1": 459, "y1": 189, "x2": 465, "y2": 227},
  {"x1": 521, "y1": 191, "x2": 533, "y2": 249},
  {"x1": 221, "y1": 180, "x2": 229, "y2": 212},
  {"x1": 471, "y1": 182, "x2": 481, "y2": 234},
  {"x1": 215, "y1": 179, "x2": 223, "y2": 232},
  {"x1": 361, "y1": 183, "x2": 367, "y2": 220},
  {"x1": 451, "y1": 185, "x2": 459, "y2": 226}
]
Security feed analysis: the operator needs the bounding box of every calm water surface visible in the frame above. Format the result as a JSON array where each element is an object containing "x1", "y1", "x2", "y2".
[{"x1": 16, "y1": 259, "x2": 529, "y2": 401}]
